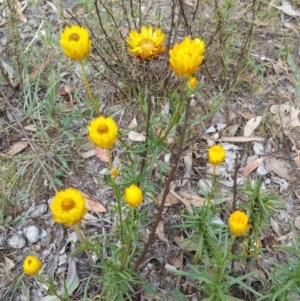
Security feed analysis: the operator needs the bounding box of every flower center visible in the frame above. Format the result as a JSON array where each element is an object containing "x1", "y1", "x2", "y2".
[
  {"x1": 28, "y1": 259, "x2": 32, "y2": 266},
  {"x1": 140, "y1": 38, "x2": 154, "y2": 51},
  {"x1": 97, "y1": 124, "x2": 109, "y2": 134},
  {"x1": 61, "y1": 198, "x2": 76, "y2": 211},
  {"x1": 69, "y1": 33, "x2": 80, "y2": 42}
]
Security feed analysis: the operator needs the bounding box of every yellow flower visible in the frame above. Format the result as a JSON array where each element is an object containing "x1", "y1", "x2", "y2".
[
  {"x1": 50, "y1": 188, "x2": 87, "y2": 226},
  {"x1": 208, "y1": 145, "x2": 226, "y2": 166},
  {"x1": 110, "y1": 168, "x2": 119, "y2": 177},
  {"x1": 169, "y1": 36, "x2": 205, "y2": 77},
  {"x1": 124, "y1": 184, "x2": 143, "y2": 207},
  {"x1": 88, "y1": 116, "x2": 118, "y2": 149},
  {"x1": 188, "y1": 77, "x2": 198, "y2": 88},
  {"x1": 60, "y1": 25, "x2": 91, "y2": 61},
  {"x1": 229, "y1": 210, "x2": 249, "y2": 236},
  {"x1": 126, "y1": 26, "x2": 166, "y2": 61},
  {"x1": 23, "y1": 255, "x2": 42, "y2": 276}
]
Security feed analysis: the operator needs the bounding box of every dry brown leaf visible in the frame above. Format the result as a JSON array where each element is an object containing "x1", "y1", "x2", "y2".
[
  {"x1": 294, "y1": 216, "x2": 300, "y2": 230},
  {"x1": 95, "y1": 147, "x2": 108, "y2": 162},
  {"x1": 4, "y1": 256, "x2": 15, "y2": 271},
  {"x1": 16, "y1": 1, "x2": 28, "y2": 23},
  {"x1": 155, "y1": 221, "x2": 165, "y2": 241},
  {"x1": 270, "y1": 217, "x2": 281, "y2": 237},
  {"x1": 156, "y1": 192, "x2": 181, "y2": 206},
  {"x1": 264, "y1": 157, "x2": 294, "y2": 181},
  {"x1": 243, "y1": 116, "x2": 262, "y2": 137},
  {"x1": 283, "y1": 22, "x2": 300, "y2": 33},
  {"x1": 242, "y1": 157, "x2": 266, "y2": 177},
  {"x1": 28, "y1": 56, "x2": 52, "y2": 82},
  {"x1": 80, "y1": 149, "x2": 96, "y2": 159},
  {"x1": 220, "y1": 136, "x2": 264, "y2": 142},
  {"x1": 127, "y1": 131, "x2": 146, "y2": 142},
  {"x1": 182, "y1": 150, "x2": 192, "y2": 186},
  {"x1": 81, "y1": 192, "x2": 106, "y2": 213},
  {"x1": 270, "y1": 1, "x2": 300, "y2": 17},
  {"x1": 176, "y1": 190, "x2": 207, "y2": 212},
  {"x1": 270, "y1": 104, "x2": 300, "y2": 128},
  {"x1": 7, "y1": 141, "x2": 28, "y2": 156},
  {"x1": 238, "y1": 111, "x2": 254, "y2": 120},
  {"x1": 294, "y1": 156, "x2": 300, "y2": 168},
  {"x1": 276, "y1": 231, "x2": 294, "y2": 242},
  {"x1": 128, "y1": 117, "x2": 137, "y2": 128},
  {"x1": 24, "y1": 124, "x2": 37, "y2": 132},
  {"x1": 169, "y1": 255, "x2": 182, "y2": 269}
]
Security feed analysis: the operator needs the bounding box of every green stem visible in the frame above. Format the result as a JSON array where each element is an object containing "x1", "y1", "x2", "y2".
[
  {"x1": 110, "y1": 178, "x2": 124, "y2": 246},
  {"x1": 79, "y1": 60, "x2": 100, "y2": 115},
  {"x1": 158, "y1": 78, "x2": 187, "y2": 144},
  {"x1": 73, "y1": 223, "x2": 94, "y2": 264},
  {"x1": 36, "y1": 274, "x2": 63, "y2": 300},
  {"x1": 208, "y1": 165, "x2": 217, "y2": 204},
  {"x1": 105, "y1": 148, "x2": 113, "y2": 170}
]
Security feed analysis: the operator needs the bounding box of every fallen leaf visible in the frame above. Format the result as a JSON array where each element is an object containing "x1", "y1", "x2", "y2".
[
  {"x1": 220, "y1": 136, "x2": 264, "y2": 142},
  {"x1": 238, "y1": 111, "x2": 254, "y2": 120},
  {"x1": 270, "y1": 104, "x2": 300, "y2": 127},
  {"x1": 242, "y1": 157, "x2": 266, "y2": 177},
  {"x1": 128, "y1": 131, "x2": 146, "y2": 142},
  {"x1": 294, "y1": 156, "x2": 300, "y2": 168},
  {"x1": 264, "y1": 157, "x2": 294, "y2": 181},
  {"x1": 294, "y1": 216, "x2": 300, "y2": 230},
  {"x1": 46, "y1": 1, "x2": 58, "y2": 13},
  {"x1": 270, "y1": 1, "x2": 300, "y2": 17},
  {"x1": 4, "y1": 257, "x2": 15, "y2": 271},
  {"x1": 128, "y1": 117, "x2": 137, "y2": 128},
  {"x1": 270, "y1": 217, "x2": 281, "y2": 237},
  {"x1": 283, "y1": 22, "x2": 300, "y2": 33},
  {"x1": 276, "y1": 231, "x2": 294, "y2": 242},
  {"x1": 81, "y1": 192, "x2": 106, "y2": 213},
  {"x1": 243, "y1": 116, "x2": 262, "y2": 137},
  {"x1": 7, "y1": 141, "x2": 28, "y2": 156},
  {"x1": 95, "y1": 147, "x2": 108, "y2": 162},
  {"x1": 24, "y1": 124, "x2": 37, "y2": 132},
  {"x1": 156, "y1": 193, "x2": 181, "y2": 206},
  {"x1": 28, "y1": 56, "x2": 52, "y2": 82},
  {"x1": 155, "y1": 221, "x2": 166, "y2": 241},
  {"x1": 80, "y1": 149, "x2": 96, "y2": 159},
  {"x1": 16, "y1": 1, "x2": 28, "y2": 23}
]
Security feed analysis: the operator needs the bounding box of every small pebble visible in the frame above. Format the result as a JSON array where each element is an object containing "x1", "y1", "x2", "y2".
[
  {"x1": 8, "y1": 235, "x2": 26, "y2": 249},
  {"x1": 24, "y1": 225, "x2": 40, "y2": 244},
  {"x1": 30, "y1": 204, "x2": 47, "y2": 219}
]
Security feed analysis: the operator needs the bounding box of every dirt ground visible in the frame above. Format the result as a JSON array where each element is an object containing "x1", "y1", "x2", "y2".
[{"x1": 0, "y1": 0, "x2": 300, "y2": 300}]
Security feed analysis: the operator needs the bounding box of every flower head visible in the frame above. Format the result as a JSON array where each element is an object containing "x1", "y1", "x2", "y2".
[
  {"x1": 208, "y1": 145, "x2": 226, "y2": 166},
  {"x1": 188, "y1": 77, "x2": 198, "y2": 88},
  {"x1": 23, "y1": 255, "x2": 42, "y2": 276},
  {"x1": 126, "y1": 26, "x2": 166, "y2": 61},
  {"x1": 169, "y1": 36, "x2": 205, "y2": 77},
  {"x1": 229, "y1": 210, "x2": 249, "y2": 236},
  {"x1": 124, "y1": 184, "x2": 143, "y2": 207},
  {"x1": 110, "y1": 168, "x2": 119, "y2": 177},
  {"x1": 50, "y1": 188, "x2": 87, "y2": 226},
  {"x1": 60, "y1": 25, "x2": 91, "y2": 61},
  {"x1": 88, "y1": 116, "x2": 118, "y2": 149}
]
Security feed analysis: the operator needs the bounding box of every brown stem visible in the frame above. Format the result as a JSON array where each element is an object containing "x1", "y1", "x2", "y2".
[{"x1": 134, "y1": 97, "x2": 192, "y2": 271}]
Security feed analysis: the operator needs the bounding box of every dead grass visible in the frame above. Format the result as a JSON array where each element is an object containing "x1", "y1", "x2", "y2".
[{"x1": 0, "y1": 0, "x2": 300, "y2": 300}]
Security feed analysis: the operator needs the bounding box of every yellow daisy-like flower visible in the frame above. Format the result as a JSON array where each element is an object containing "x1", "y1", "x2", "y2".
[
  {"x1": 208, "y1": 145, "x2": 226, "y2": 166},
  {"x1": 126, "y1": 26, "x2": 166, "y2": 61},
  {"x1": 88, "y1": 116, "x2": 118, "y2": 149},
  {"x1": 124, "y1": 184, "x2": 143, "y2": 207},
  {"x1": 188, "y1": 77, "x2": 198, "y2": 88},
  {"x1": 110, "y1": 168, "x2": 119, "y2": 177},
  {"x1": 60, "y1": 25, "x2": 91, "y2": 61},
  {"x1": 169, "y1": 36, "x2": 205, "y2": 77},
  {"x1": 50, "y1": 188, "x2": 87, "y2": 227},
  {"x1": 229, "y1": 210, "x2": 249, "y2": 236},
  {"x1": 23, "y1": 255, "x2": 42, "y2": 276}
]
